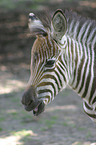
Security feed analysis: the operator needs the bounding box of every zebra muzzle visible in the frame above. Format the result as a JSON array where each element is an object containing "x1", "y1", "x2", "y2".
[
  {"x1": 33, "y1": 101, "x2": 45, "y2": 116},
  {"x1": 21, "y1": 86, "x2": 45, "y2": 115}
]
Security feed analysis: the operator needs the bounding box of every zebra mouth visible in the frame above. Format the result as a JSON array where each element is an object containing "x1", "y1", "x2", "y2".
[
  {"x1": 24, "y1": 100, "x2": 45, "y2": 116},
  {"x1": 24, "y1": 100, "x2": 39, "y2": 112},
  {"x1": 33, "y1": 101, "x2": 45, "y2": 116},
  {"x1": 21, "y1": 86, "x2": 45, "y2": 116}
]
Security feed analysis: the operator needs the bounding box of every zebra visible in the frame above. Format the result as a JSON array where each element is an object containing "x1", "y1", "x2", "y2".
[{"x1": 22, "y1": 9, "x2": 96, "y2": 122}]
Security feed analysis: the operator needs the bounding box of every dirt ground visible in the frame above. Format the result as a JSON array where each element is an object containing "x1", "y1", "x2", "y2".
[{"x1": 0, "y1": 1, "x2": 96, "y2": 145}]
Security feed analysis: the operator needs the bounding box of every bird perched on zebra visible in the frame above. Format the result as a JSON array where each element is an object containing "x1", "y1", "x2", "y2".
[{"x1": 22, "y1": 9, "x2": 96, "y2": 122}]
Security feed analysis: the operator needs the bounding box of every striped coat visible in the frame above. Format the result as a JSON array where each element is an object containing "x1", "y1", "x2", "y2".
[{"x1": 22, "y1": 10, "x2": 96, "y2": 122}]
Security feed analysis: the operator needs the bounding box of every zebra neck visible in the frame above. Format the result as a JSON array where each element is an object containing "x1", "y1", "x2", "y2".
[
  {"x1": 64, "y1": 34, "x2": 94, "y2": 102},
  {"x1": 62, "y1": 36, "x2": 82, "y2": 84},
  {"x1": 63, "y1": 14, "x2": 96, "y2": 94}
]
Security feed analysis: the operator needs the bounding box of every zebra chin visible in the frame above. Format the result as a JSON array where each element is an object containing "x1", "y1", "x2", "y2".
[
  {"x1": 24, "y1": 100, "x2": 45, "y2": 116},
  {"x1": 21, "y1": 86, "x2": 45, "y2": 116}
]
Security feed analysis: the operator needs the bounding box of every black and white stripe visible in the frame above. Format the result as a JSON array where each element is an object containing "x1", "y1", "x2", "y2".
[{"x1": 29, "y1": 11, "x2": 96, "y2": 121}]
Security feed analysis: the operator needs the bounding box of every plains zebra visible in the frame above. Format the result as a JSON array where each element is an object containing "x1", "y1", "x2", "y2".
[{"x1": 22, "y1": 9, "x2": 96, "y2": 122}]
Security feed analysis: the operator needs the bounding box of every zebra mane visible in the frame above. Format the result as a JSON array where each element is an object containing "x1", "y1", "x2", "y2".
[
  {"x1": 64, "y1": 10, "x2": 96, "y2": 42},
  {"x1": 65, "y1": 10, "x2": 96, "y2": 25},
  {"x1": 36, "y1": 10, "x2": 96, "y2": 43}
]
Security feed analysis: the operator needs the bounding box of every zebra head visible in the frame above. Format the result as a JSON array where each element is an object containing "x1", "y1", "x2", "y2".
[{"x1": 22, "y1": 10, "x2": 67, "y2": 116}]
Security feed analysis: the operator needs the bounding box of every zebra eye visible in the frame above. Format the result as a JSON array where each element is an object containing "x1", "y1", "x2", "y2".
[{"x1": 45, "y1": 59, "x2": 55, "y2": 67}]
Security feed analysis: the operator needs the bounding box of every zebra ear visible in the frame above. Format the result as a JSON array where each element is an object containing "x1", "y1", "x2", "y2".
[
  {"x1": 28, "y1": 13, "x2": 47, "y2": 36},
  {"x1": 51, "y1": 10, "x2": 67, "y2": 44}
]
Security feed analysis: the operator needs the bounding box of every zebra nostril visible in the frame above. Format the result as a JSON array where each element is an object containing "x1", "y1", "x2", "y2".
[
  {"x1": 21, "y1": 91, "x2": 33, "y2": 106},
  {"x1": 21, "y1": 94, "x2": 34, "y2": 106},
  {"x1": 22, "y1": 86, "x2": 37, "y2": 105},
  {"x1": 21, "y1": 86, "x2": 38, "y2": 112},
  {"x1": 26, "y1": 99, "x2": 33, "y2": 106}
]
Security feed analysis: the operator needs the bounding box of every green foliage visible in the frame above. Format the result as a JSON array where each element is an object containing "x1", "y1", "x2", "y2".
[
  {"x1": 12, "y1": 129, "x2": 31, "y2": 136},
  {"x1": 39, "y1": 115, "x2": 58, "y2": 131},
  {"x1": 0, "y1": 0, "x2": 48, "y2": 10},
  {"x1": 0, "y1": 0, "x2": 16, "y2": 9},
  {"x1": 0, "y1": 128, "x2": 3, "y2": 131},
  {"x1": 45, "y1": 119, "x2": 56, "y2": 128},
  {"x1": 0, "y1": 117, "x2": 5, "y2": 122}
]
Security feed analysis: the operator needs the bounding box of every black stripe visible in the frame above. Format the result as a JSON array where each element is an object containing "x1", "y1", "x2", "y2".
[
  {"x1": 71, "y1": 39, "x2": 74, "y2": 69},
  {"x1": 92, "y1": 97, "x2": 96, "y2": 105},
  {"x1": 84, "y1": 101, "x2": 93, "y2": 110},
  {"x1": 56, "y1": 65, "x2": 66, "y2": 82},
  {"x1": 37, "y1": 82, "x2": 56, "y2": 96},
  {"x1": 80, "y1": 23, "x2": 89, "y2": 42},
  {"x1": 54, "y1": 70, "x2": 62, "y2": 87},
  {"x1": 38, "y1": 89, "x2": 53, "y2": 102},
  {"x1": 85, "y1": 24, "x2": 92, "y2": 43},
  {"x1": 71, "y1": 42, "x2": 78, "y2": 85},
  {"x1": 78, "y1": 65, "x2": 87, "y2": 94},
  {"x1": 70, "y1": 20, "x2": 76, "y2": 35},
  {"x1": 89, "y1": 43, "x2": 96, "y2": 103},
  {"x1": 84, "y1": 110, "x2": 96, "y2": 119},
  {"x1": 41, "y1": 74, "x2": 60, "y2": 91},
  {"x1": 38, "y1": 89, "x2": 53, "y2": 96},
  {"x1": 82, "y1": 63, "x2": 91, "y2": 98},
  {"x1": 44, "y1": 65, "x2": 63, "y2": 87},
  {"x1": 74, "y1": 57, "x2": 84, "y2": 89},
  {"x1": 76, "y1": 22, "x2": 82, "y2": 40},
  {"x1": 58, "y1": 56, "x2": 67, "y2": 70},
  {"x1": 78, "y1": 57, "x2": 88, "y2": 94},
  {"x1": 41, "y1": 95, "x2": 51, "y2": 103}
]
